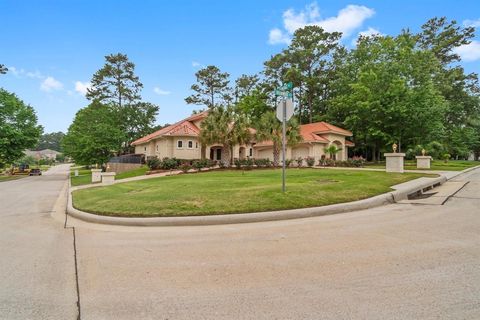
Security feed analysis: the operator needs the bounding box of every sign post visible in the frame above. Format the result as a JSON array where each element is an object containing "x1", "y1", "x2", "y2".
[{"x1": 275, "y1": 82, "x2": 293, "y2": 192}]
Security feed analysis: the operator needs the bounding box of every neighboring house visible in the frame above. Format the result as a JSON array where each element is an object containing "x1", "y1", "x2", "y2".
[
  {"x1": 131, "y1": 111, "x2": 354, "y2": 162},
  {"x1": 24, "y1": 149, "x2": 61, "y2": 161}
]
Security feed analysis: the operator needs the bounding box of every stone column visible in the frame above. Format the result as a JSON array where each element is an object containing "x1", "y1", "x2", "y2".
[
  {"x1": 416, "y1": 156, "x2": 432, "y2": 169},
  {"x1": 91, "y1": 169, "x2": 102, "y2": 183},
  {"x1": 384, "y1": 153, "x2": 405, "y2": 173},
  {"x1": 101, "y1": 172, "x2": 116, "y2": 185}
]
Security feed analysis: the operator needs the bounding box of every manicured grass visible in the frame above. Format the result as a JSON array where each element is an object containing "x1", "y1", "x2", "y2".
[
  {"x1": 70, "y1": 167, "x2": 95, "y2": 186},
  {"x1": 115, "y1": 166, "x2": 149, "y2": 179},
  {"x1": 70, "y1": 166, "x2": 149, "y2": 186},
  {"x1": 73, "y1": 168, "x2": 431, "y2": 217},
  {"x1": 365, "y1": 160, "x2": 478, "y2": 171}
]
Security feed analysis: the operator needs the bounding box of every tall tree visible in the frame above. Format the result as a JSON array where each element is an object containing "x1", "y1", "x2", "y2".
[
  {"x1": 255, "y1": 112, "x2": 302, "y2": 166},
  {"x1": 199, "y1": 106, "x2": 251, "y2": 166},
  {"x1": 62, "y1": 102, "x2": 125, "y2": 166},
  {"x1": 0, "y1": 89, "x2": 43, "y2": 167},
  {"x1": 286, "y1": 26, "x2": 342, "y2": 123},
  {"x1": 235, "y1": 89, "x2": 271, "y2": 124},
  {"x1": 418, "y1": 17, "x2": 480, "y2": 158},
  {"x1": 328, "y1": 33, "x2": 446, "y2": 159},
  {"x1": 85, "y1": 53, "x2": 158, "y2": 153},
  {"x1": 86, "y1": 53, "x2": 143, "y2": 107},
  {"x1": 0, "y1": 64, "x2": 7, "y2": 75},
  {"x1": 234, "y1": 74, "x2": 259, "y2": 102},
  {"x1": 35, "y1": 132, "x2": 65, "y2": 151},
  {"x1": 185, "y1": 65, "x2": 231, "y2": 108}
]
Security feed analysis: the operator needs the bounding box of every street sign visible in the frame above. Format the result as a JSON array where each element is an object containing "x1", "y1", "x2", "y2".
[
  {"x1": 273, "y1": 82, "x2": 294, "y2": 193},
  {"x1": 274, "y1": 82, "x2": 293, "y2": 98},
  {"x1": 276, "y1": 99, "x2": 294, "y2": 122}
]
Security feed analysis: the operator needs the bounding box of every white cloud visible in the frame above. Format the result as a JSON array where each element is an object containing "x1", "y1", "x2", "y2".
[
  {"x1": 268, "y1": 28, "x2": 291, "y2": 45},
  {"x1": 454, "y1": 40, "x2": 480, "y2": 62},
  {"x1": 8, "y1": 66, "x2": 22, "y2": 77},
  {"x1": 40, "y1": 76, "x2": 63, "y2": 92},
  {"x1": 153, "y1": 87, "x2": 171, "y2": 95},
  {"x1": 351, "y1": 27, "x2": 383, "y2": 45},
  {"x1": 358, "y1": 27, "x2": 382, "y2": 37},
  {"x1": 192, "y1": 61, "x2": 201, "y2": 67},
  {"x1": 463, "y1": 18, "x2": 480, "y2": 28},
  {"x1": 26, "y1": 70, "x2": 43, "y2": 79},
  {"x1": 74, "y1": 81, "x2": 91, "y2": 95},
  {"x1": 268, "y1": 2, "x2": 375, "y2": 45}
]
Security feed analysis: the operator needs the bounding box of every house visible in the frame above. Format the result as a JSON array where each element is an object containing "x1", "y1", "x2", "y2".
[
  {"x1": 131, "y1": 111, "x2": 354, "y2": 162},
  {"x1": 24, "y1": 149, "x2": 61, "y2": 161}
]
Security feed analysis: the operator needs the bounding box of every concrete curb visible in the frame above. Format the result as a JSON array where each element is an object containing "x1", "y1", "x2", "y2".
[{"x1": 67, "y1": 165, "x2": 479, "y2": 227}]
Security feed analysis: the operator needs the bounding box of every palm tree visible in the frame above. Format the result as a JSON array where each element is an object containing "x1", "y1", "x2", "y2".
[
  {"x1": 200, "y1": 106, "x2": 252, "y2": 167},
  {"x1": 324, "y1": 144, "x2": 342, "y2": 160},
  {"x1": 255, "y1": 111, "x2": 302, "y2": 166}
]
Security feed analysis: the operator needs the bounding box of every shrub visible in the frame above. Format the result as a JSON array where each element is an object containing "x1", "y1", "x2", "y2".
[
  {"x1": 306, "y1": 156, "x2": 315, "y2": 167},
  {"x1": 325, "y1": 159, "x2": 336, "y2": 167},
  {"x1": 426, "y1": 141, "x2": 444, "y2": 160},
  {"x1": 192, "y1": 160, "x2": 204, "y2": 171},
  {"x1": 244, "y1": 158, "x2": 254, "y2": 170},
  {"x1": 146, "y1": 157, "x2": 161, "y2": 170},
  {"x1": 254, "y1": 158, "x2": 271, "y2": 167},
  {"x1": 234, "y1": 158, "x2": 242, "y2": 169},
  {"x1": 160, "y1": 157, "x2": 180, "y2": 170},
  {"x1": 285, "y1": 159, "x2": 293, "y2": 167},
  {"x1": 442, "y1": 153, "x2": 451, "y2": 163},
  {"x1": 180, "y1": 163, "x2": 191, "y2": 173},
  {"x1": 351, "y1": 156, "x2": 365, "y2": 167},
  {"x1": 296, "y1": 157, "x2": 303, "y2": 167}
]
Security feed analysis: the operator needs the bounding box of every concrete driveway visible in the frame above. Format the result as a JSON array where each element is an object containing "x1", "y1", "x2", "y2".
[{"x1": 1, "y1": 165, "x2": 479, "y2": 319}]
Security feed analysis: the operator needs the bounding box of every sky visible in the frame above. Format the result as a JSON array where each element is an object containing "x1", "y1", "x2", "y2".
[{"x1": 1, "y1": 0, "x2": 479, "y2": 133}]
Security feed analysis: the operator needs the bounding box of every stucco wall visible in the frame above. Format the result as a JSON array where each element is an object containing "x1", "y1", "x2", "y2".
[
  {"x1": 172, "y1": 137, "x2": 201, "y2": 159},
  {"x1": 291, "y1": 145, "x2": 311, "y2": 159}
]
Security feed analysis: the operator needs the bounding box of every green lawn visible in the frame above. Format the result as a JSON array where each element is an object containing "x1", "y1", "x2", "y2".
[
  {"x1": 70, "y1": 165, "x2": 149, "y2": 186},
  {"x1": 365, "y1": 160, "x2": 478, "y2": 171},
  {"x1": 73, "y1": 168, "x2": 431, "y2": 217}
]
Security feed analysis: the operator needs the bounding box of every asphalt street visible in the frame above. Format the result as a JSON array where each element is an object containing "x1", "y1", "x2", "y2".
[{"x1": 1, "y1": 165, "x2": 479, "y2": 319}]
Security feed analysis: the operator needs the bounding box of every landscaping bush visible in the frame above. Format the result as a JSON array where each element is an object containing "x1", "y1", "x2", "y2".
[
  {"x1": 234, "y1": 158, "x2": 242, "y2": 169},
  {"x1": 351, "y1": 156, "x2": 365, "y2": 167},
  {"x1": 285, "y1": 159, "x2": 293, "y2": 167},
  {"x1": 254, "y1": 158, "x2": 271, "y2": 167},
  {"x1": 146, "y1": 157, "x2": 161, "y2": 170},
  {"x1": 306, "y1": 156, "x2": 315, "y2": 167},
  {"x1": 160, "y1": 157, "x2": 180, "y2": 170},
  {"x1": 192, "y1": 160, "x2": 206, "y2": 171},
  {"x1": 180, "y1": 163, "x2": 191, "y2": 173},
  {"x1": 442, "y1": 153, "x2": 451, "y2": 163},
  {"x1": 296, "y1": 157, "x2": 304, "y2": 167},
  {"x1": 244, "y1": 158, "x2": 254, "y2": 170}
]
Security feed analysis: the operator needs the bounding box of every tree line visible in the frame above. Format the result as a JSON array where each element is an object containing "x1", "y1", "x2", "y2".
[
  {"x1": 185, "y1": 17, "x2": 480, "y2": 161},
  {"x1": 61, "y1": 16, "x2": 480, "y2": 167}
]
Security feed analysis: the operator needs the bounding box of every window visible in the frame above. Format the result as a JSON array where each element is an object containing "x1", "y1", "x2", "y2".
[
  {"x1": 177, "y1": 140, "x2": 183, "y2": 149},
  {"x1": 188, "y1": 140, "x2": 193, "y2": 149},
  {"x1": 249, "y1": 148, "x2": 253, "y2": 157},
  {"x1": 195, "y1": 142, "x2": 198, "y2": 149},
  {"x1": 144, "y1": 147, "x2": 147, "y2": 152}
]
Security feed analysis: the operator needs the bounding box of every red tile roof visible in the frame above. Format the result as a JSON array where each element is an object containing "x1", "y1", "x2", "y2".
[
  {"x1": 301, "y1": 121, "x2": 352, "y2": 136},
  {"x1": 254, "y1": 121, "x2": 352, "y2": 147},
  {"x1": 131, "y1": 112, "x2": 208, "y2": 145}
]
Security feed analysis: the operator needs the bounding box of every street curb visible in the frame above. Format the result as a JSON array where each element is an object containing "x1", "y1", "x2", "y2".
[{"x1": 66, "y1": 165, "x2": 479, "y2": 227}]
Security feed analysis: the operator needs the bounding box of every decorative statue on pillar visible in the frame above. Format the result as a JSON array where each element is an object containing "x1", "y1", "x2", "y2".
[
  {"x1": 392, "y1": 143, "x2": 398, "y2": 153},
  {"x1": 421, "y1": 149, "x2": 426, "y2": 156}
]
